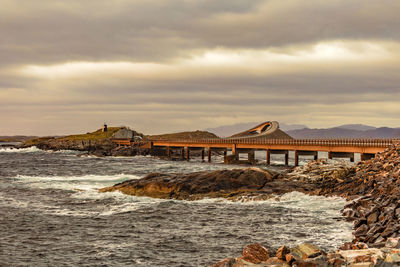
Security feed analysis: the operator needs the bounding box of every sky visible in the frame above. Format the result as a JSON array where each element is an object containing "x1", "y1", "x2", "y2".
[{"x1": 1, "y1": 0, "x2": 400, "y2": 135}]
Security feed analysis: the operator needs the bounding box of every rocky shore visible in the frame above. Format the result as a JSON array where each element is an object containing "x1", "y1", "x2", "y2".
[
  {"x1": 100, "y1": 143, "x2": 400, "y2": 266},
  {"x1": 19, "y1": 137, "x2": 155, "y2": 157},
  {"x1": 210, "y1": 240, "x2": 400, "y2": 266},
  {"x1": 99, "y1": 167, "x2": 324, "y2": 200}
]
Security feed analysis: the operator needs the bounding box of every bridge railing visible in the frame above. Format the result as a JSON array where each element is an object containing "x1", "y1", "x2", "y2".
[{"x1": 148, "y1": 138, "x2": 396, "y2": 147}]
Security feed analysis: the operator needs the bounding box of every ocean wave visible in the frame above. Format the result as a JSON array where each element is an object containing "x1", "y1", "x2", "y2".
[
  {"x1": 15, "y1": 173, "x2": 140, "y2": 181},
  {"x1": 13, "y1": 173, "x2": 140, "y2": 192},
  {"x1": 0, "y1": 146, "x2": 43, "y2": 153},
  {"x1": 0, "y1": 146, "x2": 79, "y2": 154}
]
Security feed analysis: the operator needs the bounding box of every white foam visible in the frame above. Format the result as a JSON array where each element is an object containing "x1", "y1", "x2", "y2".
[
  {"x1": 13, "y1": 173, "x2": 140, "y2": 192},
  {"x1": 188, "y1": 191, "x2": 346, "y2": 210},
  {"x1": 0, "y1": 146, "x2": 79, "y2": 154},
  {"x1": 0, "y1": 146, "x2": 42, "y2": 153}
]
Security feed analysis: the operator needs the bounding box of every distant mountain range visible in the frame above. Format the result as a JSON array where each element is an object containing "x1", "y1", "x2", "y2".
[
  {"x1": 206, "y1": 123, "x2": 400, "y2": 139},
  {"x1": 287, "y1": 126, "x2": 400, "y2": 139}
]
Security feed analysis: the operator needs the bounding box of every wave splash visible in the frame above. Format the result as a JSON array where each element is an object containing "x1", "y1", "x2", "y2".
[{"x1": 0, "y1": 146, "x2": 43, "y2": 153}]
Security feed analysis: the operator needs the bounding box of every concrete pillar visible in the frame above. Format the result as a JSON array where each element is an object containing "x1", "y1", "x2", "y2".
[
  {"x1": 186, "y1": 147, "x2": 190, "y2": 161},
  {"x1": 167, "y1": 146, "x2": 171, "y2": 159},
  {"x1": 285, "y1": 152, "x2": 289, "y2": 166},
  {"x1": 266, "y1": 149, "x2": 271, "y2": 165},
  {"x1": 314, "y1": 152, "x2": 318, "y2": 161},
  {"x1": 350, "y1": 154, "x2": 355, "y2": 162},
  {"x1": 232, "y1": 145, "x2": 239, "y2": 160},
  {"x1": 248, "y1": 151, "x2": 255, "y2": 162},
  {"x1": 201, "y1": 149, "x2": 205, "y2": 161},
  {"x1": 181, "y1": 148, "x2": 185, "y2": 159},
  {"x1": 328, "y1": 151, "x2": 332, "y2": 160},
  {"x1": 294, "y1": 150, "x2": 299, "y2": 166},
  {"x1": 208, "y1": 147, "x2": 212, "y2": 162}
]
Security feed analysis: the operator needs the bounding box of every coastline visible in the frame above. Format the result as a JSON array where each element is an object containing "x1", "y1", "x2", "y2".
[
  {"x1": 11, "y1": 137, "x2": 400, "y2": 265},
  {"x1": 98, "y1": 144, "x2": 400, "y2": 266}
]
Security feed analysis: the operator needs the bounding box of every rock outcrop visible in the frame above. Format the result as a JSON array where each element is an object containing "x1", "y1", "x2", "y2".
[
  {"x1": 100, "y1": 168, "x2": 280, "y2": 200},
  {"x1": 99, "y1": 167, "x2": 327, "y2": 201}
]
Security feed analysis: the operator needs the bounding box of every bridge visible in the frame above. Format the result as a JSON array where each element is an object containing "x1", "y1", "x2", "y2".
[{"x1": 111, "y1": 121, "x2": 398, "y2": 166}]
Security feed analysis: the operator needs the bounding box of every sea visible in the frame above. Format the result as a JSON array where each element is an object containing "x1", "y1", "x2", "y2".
[{"x1": 0, "y1": 146, "x2": 353, "y2": 267}]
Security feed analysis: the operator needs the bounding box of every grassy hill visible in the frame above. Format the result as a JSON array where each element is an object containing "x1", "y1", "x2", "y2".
[
  {"x1": 22, "y1": 127, "x2": 124, "y2": 147},
  {"x1": 57, "y1": 127, "x2": 123, "y2": 141}
]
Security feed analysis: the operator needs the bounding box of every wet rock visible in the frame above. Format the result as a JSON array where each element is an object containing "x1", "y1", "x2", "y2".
[
  {"x1": 291, "y1": 243, "x2": 322, "y2": 260},
  {"x1": 367, "y1": 212, "x2": 378, "y2": 225},
  {"x1": 348, "y1": 263, "x2": 374, "y2": 267},
  {"x1": 385, "y1": 252, "x2": 400, "y2": 263},
  {"x1": 337, "y1": 248, "x2": 384, "y2": 264},
  {"x1": 353, "y1": 255, "x2": 373, "y2": 263},
  {"x1": 385, "y1": 237, "x2": 400, "y2": 248},
  {"x1": 276, "y1": 245, "x2": 289, "y2": 260},
  {"x1": 303, "y1": 255, "x2": 328, "y2": 266},
  {"x1": 355, "y1": 224, "x2": 369, "y2": 236},
  {"x1": 264, "y1": 257, "x2": 289, "y2": 266},
  {"x1": 328, "y1": 257, "x2": 345, "y2": 267},
  {"x1": 241, "y1": 243, "x2": 270, "y2": 264},
  {"x1": 285, "y1": 253, "x2": 295, "y2": 264}
]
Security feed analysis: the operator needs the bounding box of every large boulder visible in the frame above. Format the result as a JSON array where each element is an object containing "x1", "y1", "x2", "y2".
[
  {"x1": 291, "y1": 243, "x2": 322, "y2": 261},
  {"x1": 241, "y1": 243, "x2": 270, "y2": 264}
]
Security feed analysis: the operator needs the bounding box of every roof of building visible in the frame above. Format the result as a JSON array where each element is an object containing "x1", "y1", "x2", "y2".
[{"x1": 112, "y1": 128, "x2": 135, "y2": 140}]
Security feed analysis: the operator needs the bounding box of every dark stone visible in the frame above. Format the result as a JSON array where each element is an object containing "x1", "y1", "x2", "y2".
[
  {"x1": 276, "y1": 245, "x2": 289, "y2": 260},
  {"x1": 355, "y1": 224, "x2": 369, "y2": 236},
  {"x1": 367, "y1": 212, "x2": 379, "y2": 225},
  {"x1": 241, "y1": 243, "x2": 270, "y2": 264}
]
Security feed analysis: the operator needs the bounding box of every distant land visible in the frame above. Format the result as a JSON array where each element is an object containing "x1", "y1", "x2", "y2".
[{"x1": 206, "y1": 123, "x2": 400, "y2": 139}]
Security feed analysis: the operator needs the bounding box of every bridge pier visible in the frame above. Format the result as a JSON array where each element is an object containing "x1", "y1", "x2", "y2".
[
  {"x1": 201, "y1": 149, "x2": 205, "y2": 161},
  {"x1": 186, "y1": 147, "x2": 190, "y2": 161},
  {"x1": 167, "y1": 146, "x2": 171, "y2": 159},
  {"x1": 267, "y1": 150, "x2": 289, "y2": 166},
  {"x1": 328, "y1": 152, "x2": 355, "y2": 162},
  {"x1": 294, "y1": 150, "x2": 319, "y2": 166},
  {"x1": 248, "y1": 151, "x2": 255, "y2": 162},
  {"x1": 208, "y1": 147, "x2": 212, "y2": 162},
  {"x1": 266, "y1": 149, "x2": 271, "y2": 165}
]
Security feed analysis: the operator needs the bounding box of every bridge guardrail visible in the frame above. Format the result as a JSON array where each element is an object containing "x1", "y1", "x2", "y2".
[{"x1": 148, "y1": 138, "x2": 395, "y2": 147}]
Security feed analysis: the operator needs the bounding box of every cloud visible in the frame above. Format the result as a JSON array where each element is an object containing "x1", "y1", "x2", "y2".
[{"x1": 1, "y1": 0, "x2": 400, "y2": 135}]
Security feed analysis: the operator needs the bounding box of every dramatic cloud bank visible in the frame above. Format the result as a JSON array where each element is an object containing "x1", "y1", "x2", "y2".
[{"x1": 1, "y1": 0, "x2": 399, "y2": 135}]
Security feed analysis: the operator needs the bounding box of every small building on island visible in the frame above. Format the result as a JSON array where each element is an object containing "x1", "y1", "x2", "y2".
[
  {"x1": 111, "y1": 127, "x2": 143, "y2": 146},
  {"x1": 112, "y1": 128, "x2": 135, "y2": 140}
]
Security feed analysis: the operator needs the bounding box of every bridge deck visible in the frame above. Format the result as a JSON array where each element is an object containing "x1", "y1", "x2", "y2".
[
  {"x1": 150, "y1": 138, "x2": 396, "y2": 154},
  {"x1": 112, "y1": 138, "x2": 398, "y2": 165}
]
